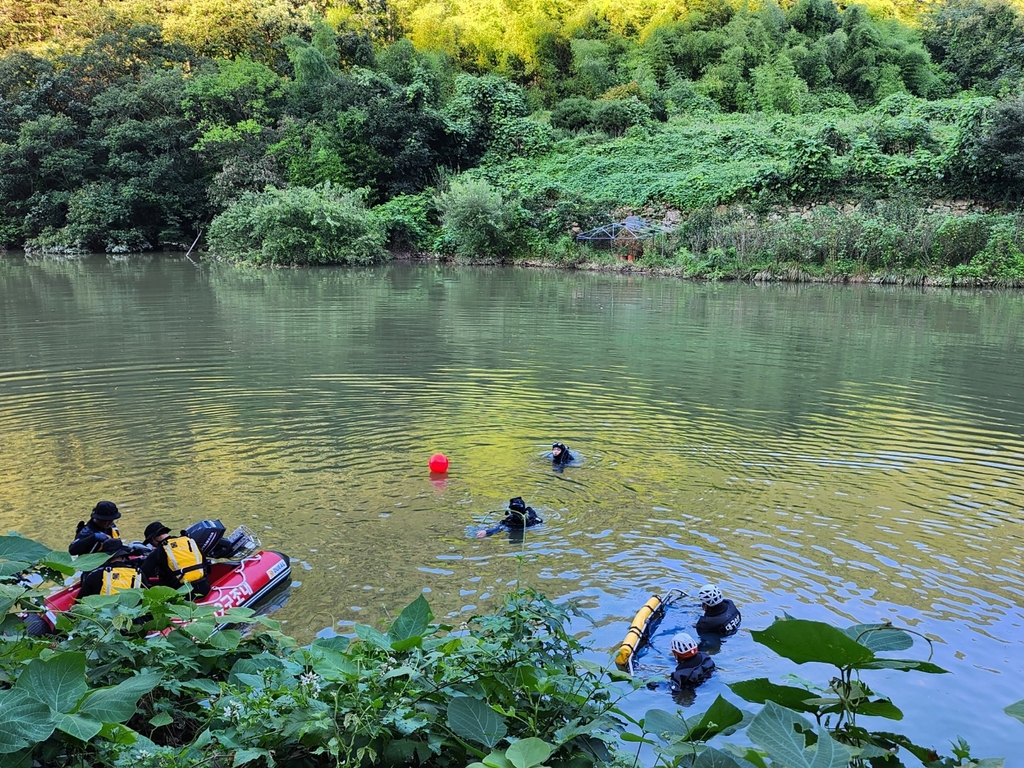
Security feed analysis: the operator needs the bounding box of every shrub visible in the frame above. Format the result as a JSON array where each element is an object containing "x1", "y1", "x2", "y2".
[
  {"x1": 372, "y1": 192, "x2": 438, "y2": 253},
  {"x1": 435, "y1": 176, "x2": 526, "y2": 259},
  {"x1": 206, "y1": 182, "x2": 387, "y2": 265},
  {"x1": 550, "y1": 97, "x2": 595, "y2": 132},
  {"x1": 953, "y1": 217, "x2": 1024, "y2": 280},
  {"x1": 931, "y1": 213, "x2": 995, "y2": 267},
  {"x1": 591, "y1": 98, "x2": 651, "y2": 136}
]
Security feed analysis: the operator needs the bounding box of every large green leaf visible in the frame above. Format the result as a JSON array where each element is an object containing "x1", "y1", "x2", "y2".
[
  {"x1": 854, "y1": 699, "x2": 903, "y2": 720},
  {"x1": 311, "y1": 636, "x2": 350, "y2": 653},
  {"x1": 0, "y1": 689, "x2": 55, "y2": 754},
  {"x1": 0, "y1": 536, "x2": 51, "y2": 565},
  {"x1": 478, "y1": 751, "x2": 514, "y2": 768},
  {"x1": 843, "y1": 624, "x2": 913, "y2": 652},
  {"x1": 78, "y1": 672, "x2": 162, "y2": 723},
  {"x1": 729, "y1": 679, "x2": 819, "y2": 712},
  {"x1": 232, "y1": 747, "x2": 270, "y2": 766},
  {"x1": 642, "y1": 708, "x2": 690, "y2": 740},
  {"x1": 354, "y1": 622, "x2": 393, "y2": 651},
  {"x1": 810, "y1": 729, "x2": 849, "y2": 768},
  {"x1": 311, "y1": 647, "x2": 357, "y2": 681},
  {"x1": 748, "y1": 701, "x2": 850, "y2": 768},
  {"x1": 752, "y1": 620, "x2": 875, "y2": 667},
  {"x1": 15, "y1": 652, "x2": 88, "y2": 714},
  {"x1": 55, "y1": 713, "x2": 103, "y2": 742},
  {"x1": 505, "y1": 738, "x2": 552, "y2": 768},
  {"x1": 685, "y1": 695, "x2": 745, "y2": 742},
  {"x1": 181, "y1": 679, "x2": 222, "y2": 695},
  {"x1": 38, "y1": 551, "x2": 78, "y2": 577},
  {"x1": 447, "y1": 696, "x2": 507, "y2": 748},
  {"x1": 68, "y1": 553, "x2": 110, "y2": 573},
  {"x1": 0, "y1": 749, "x2": 33, "y2": 768},
  {"x1": 0, "y1": 562, "x2": 29, "y2": 578},
  {"x1": 693, "y1": 747, "x2": 744, "y2": 768},
  {"x1": 0, "y1": 585, "x2": 23, "y2": 616},
  {"x1": 388, "y1": 594, "x2": 433, "y2": 650},
  {"x1": 857, "y1": 660, "x2": 947, "y2": 674},
  {"x1": 207, "y1": 629, "x2": 242, "y2": 650},
  {"x1": 1004, "y1": 699, "x2": 1024, "y2": 726}
]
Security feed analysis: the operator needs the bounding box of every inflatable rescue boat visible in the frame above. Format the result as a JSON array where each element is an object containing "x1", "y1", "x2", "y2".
[{"x1": 27, "y1": 524, "x2": 291, "y2": 636}]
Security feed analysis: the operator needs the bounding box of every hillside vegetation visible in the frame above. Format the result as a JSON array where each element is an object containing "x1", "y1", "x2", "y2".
[{"x1": 1, "y1": 0, "x2": 1023, "y2": 280}]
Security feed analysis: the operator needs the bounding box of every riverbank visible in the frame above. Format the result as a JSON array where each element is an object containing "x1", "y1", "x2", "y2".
[{"x1": 386, "y1": 195, "x2": 1024, "y2": 287}]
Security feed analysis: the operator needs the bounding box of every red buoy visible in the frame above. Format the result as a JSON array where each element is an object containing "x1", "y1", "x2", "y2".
[{"x1": 429, "y1": 453, "x2": 449, "y2": 473}]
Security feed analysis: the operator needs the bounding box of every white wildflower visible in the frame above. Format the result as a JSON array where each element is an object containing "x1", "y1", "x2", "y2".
[{"x1": 300, "y1": 671, "x2": 322, "y2": 697}]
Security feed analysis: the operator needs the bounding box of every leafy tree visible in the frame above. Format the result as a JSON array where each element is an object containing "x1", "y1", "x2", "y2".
[
  {"x1": 569, "y1": 38, "x2": 617, "y2": 98},
  {"x1": 157, "y1": 0, "x2": 317, "y2": 62},
  {"x1": 183, "y1": 56, "x2": 286, "y2": 144},
  {"x1": 968, "y1": 95, "x2": 1024, "y2": 198},
  {"x1": 444, "y1": 73, "x2": 530, "y2": 162},
  {"x1": 787, "y1": 0, "x2": 842, "y2": 39},
  {"x1": 752, "y1": 55, "x2": 809, "y2": 114},
  {"x1": 921, "y1": 0, "x2": 1024, "y2": 93}
]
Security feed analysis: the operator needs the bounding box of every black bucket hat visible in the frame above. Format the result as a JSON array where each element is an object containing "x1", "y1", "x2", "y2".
[
  {"x1": 91, "y1": 501, "x2": 121, "y2": 521},
  {"x1": 144, "y1": 521, "x2": 171, "y2": 544},
  {"x1": 101, "y1": 539, "x2": 130, "y2": 558},
  {"x1": 509, "y1": 497, "x2": 527, "y2": 512}
]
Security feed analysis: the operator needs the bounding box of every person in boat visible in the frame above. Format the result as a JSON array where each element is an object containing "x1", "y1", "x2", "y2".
[
  {"x1": 69, "y1": 500, "x2": 122, "y2": 555},
  {"x1": 140, "y1": 521, "x2": 218, "y2": 598},
  {"x1": 78, "y1": 540, "x2": 144, "y2": 598},
  {"x1": 143, "y1": 520, "x2": 172, "y2": 549},
  {"x1": 695, "y1": 584, "x2": 741, "y2": 635},
  {"x1": 551, "y1": 442, "x2": 574, "y2": 467},
  {"x1": 476, "y1": 497, "x2": 543, "y2": 538},
  {"x1": 669, "y1": 632, "x2": 716, "y2": 691}
]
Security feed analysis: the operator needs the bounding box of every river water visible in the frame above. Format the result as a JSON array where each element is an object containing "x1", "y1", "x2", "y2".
[{"x1": 1, "y1": 255, "x2": 1022, "y2": 759}]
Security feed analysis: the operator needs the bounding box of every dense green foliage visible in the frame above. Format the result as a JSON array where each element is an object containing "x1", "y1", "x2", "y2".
[
  {"x1": 1, "y1": 0, "x2": 1024, "y2": 271},
  {"x1": 2, "y1": 534, "x2": 1022, "y2": 767},
  {"x1": 206, "y1": 182, "x2": 386, "y2": 264}
]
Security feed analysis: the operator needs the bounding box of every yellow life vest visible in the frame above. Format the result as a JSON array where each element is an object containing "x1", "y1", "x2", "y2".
[
  {"x1": 100, "y1": 566, "x2": 142, "y2": 595},
  {"x1": 163, "y1": 536, "x2": 206, "y2": 583}
]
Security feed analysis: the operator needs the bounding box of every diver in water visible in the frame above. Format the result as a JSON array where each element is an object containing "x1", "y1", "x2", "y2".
[
  {"x1": 476, "y1": 497, "x2": 543, "y2": 538},
  {"x1": 669, "y1": 632, "x2": 716, "y2": 691},
  {"x1": 694, "y1": 584, "x2": 742, "y2": 635},
  {"x1": 551, "y1": 442, "x2": 574, "y2": 467}
]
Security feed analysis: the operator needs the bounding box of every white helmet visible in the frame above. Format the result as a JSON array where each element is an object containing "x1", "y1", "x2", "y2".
[
  {"x1": 670, "y1": 632, "x2": 698, "y2": 657},
  {"x1": 698, "y1": 584, "x2": 724, "y2": 607}
]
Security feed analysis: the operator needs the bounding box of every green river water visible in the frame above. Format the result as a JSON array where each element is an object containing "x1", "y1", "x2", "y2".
[{"x1": 1, "y1": 255, "x2": 1022, "y2": 759}]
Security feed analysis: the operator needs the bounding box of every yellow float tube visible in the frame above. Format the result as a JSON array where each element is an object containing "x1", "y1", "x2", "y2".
[{"x1": 614, "y1": 594, "x2": 665, "y2": 670}]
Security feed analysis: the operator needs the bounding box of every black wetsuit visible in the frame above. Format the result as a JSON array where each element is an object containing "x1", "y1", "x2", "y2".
[
  {"x1": 69, "y1": 520, "x2": 121, "y2": 555},
  {"x1": 140, "y1": 540, "x2": 211, "y2": 598},
  {"x1": 670, "y1": 652, "x2": 716, "y2": 690},
  {"x1": 695, "y1": 599, "x2": 741, "y2": 635},
  {"x1": 481, "y1": 507, "x2": 543, "y2": 537},
  {"x1": 552, "y1": 443, "x2": 574, "y2": 466}
]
